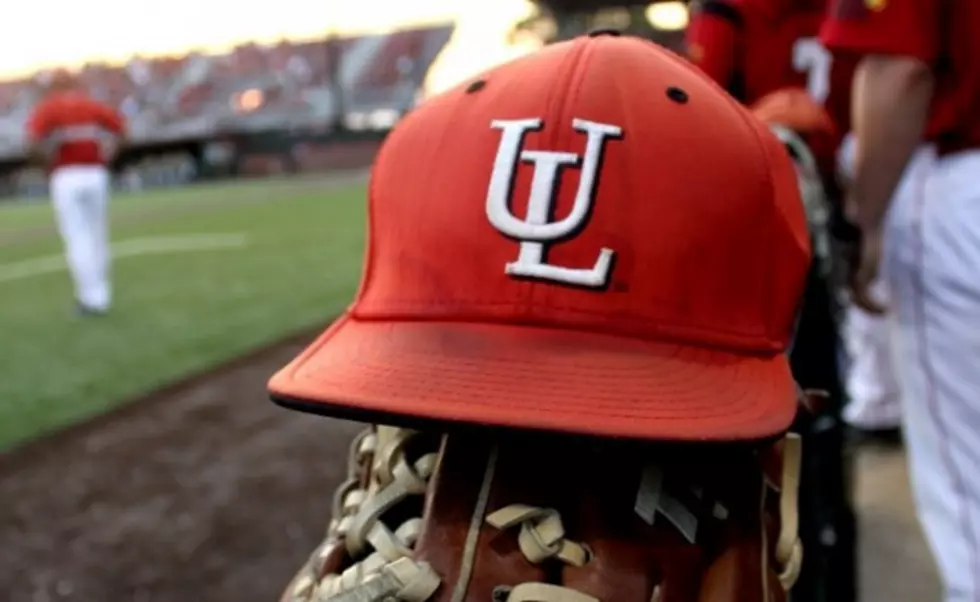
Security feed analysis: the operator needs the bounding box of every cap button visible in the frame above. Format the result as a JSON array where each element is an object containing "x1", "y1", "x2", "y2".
[{"x1": 587, "y1": 28, "x2": 622, "y2": 38}]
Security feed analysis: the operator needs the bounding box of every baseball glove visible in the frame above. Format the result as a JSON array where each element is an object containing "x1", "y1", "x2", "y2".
[{"x1": 280, "y1": 423, "x2": 803, "y2": 602}]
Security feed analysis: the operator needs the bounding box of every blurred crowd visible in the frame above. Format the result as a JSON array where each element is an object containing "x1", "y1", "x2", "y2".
[{"x1": 0, "y1": 24, "x2": 454, "y2": 156}]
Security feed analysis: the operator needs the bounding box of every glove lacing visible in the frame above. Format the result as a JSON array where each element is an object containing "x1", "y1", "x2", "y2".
[
  {"x1": 484, "y1": 504, "x2": 598, "y2": 602},
  {"x1": 767, "y1": 433, "x2": 804, "y2": 592},
  {"x1": 284, "y1": 427, "x2": 442, "y2": 602}
]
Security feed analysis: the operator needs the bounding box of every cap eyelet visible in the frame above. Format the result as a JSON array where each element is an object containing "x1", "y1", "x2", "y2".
[
  {"x1": 466, "y1": 80, "x2": 486, "y2": 94},
  {"x1": 666, "y1": 86, "x2": 689, "y2": 104}
]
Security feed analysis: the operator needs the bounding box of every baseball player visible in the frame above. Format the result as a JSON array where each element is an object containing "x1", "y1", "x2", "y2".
[
  {"x1": 821, "y1": 1, "x2": 980, "y2": 600},
  {"x1": 26, "y1": 70, "x2": 127, "y2": 316},
  {"x1": 686, "y1": 0, "x2": 902, "y2": 440}
]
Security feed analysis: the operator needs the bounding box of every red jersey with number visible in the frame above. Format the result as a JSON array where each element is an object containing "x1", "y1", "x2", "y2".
[
  {"x1": 687, "y1": 0, "x2": 858, "y2": 134},
  {"x1": 821, "y1": 0, "x2": 980, "y2": 152},
  {"x1": 26, "y1": 91, "x2": 126, "y2": 170}
]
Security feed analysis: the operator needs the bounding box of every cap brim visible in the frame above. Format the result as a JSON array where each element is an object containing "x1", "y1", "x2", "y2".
[{"x1": 269, "y1": 315, "x2": 797, "y2": 441}]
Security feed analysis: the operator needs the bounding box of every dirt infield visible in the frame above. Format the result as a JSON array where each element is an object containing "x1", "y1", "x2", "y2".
[
  {"x1": 0, "y1": 330, "x2": 940, "y2": 602},
  {"x1": 0, "y1": 331, "x2": 364, "y2": 602}
]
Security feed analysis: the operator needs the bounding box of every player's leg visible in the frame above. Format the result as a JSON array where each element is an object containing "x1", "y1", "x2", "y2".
[
  {"x1": 840, "y1": 286, "x2": 902, "y2": 432},
  {"x1": 885, "y1": 147, "x2": 980, "y2": 602},
  {"x1": 49, "y1": 167, "x2": 97, "y2": 311},
  {"x1": 81, "y1": 166, "x2": 112, "y2": 312}
]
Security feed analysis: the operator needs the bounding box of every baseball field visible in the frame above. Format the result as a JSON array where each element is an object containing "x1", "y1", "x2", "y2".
[
  {"x1": 0, "y1": 174, "x2": 367, "y2": 450},
  {"x1": 0, "y1": 172, "x2": 940, "y2": 601}
]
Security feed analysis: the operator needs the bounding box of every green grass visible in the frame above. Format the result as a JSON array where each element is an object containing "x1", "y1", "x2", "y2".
[{"x1": 0, "y1": 177, "x2": 367, "y2": 451}]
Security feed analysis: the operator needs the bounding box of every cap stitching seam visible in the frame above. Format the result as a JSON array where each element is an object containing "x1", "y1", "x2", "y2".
[
  {"x1": 731, "y1": 103, "x2": 779, "y2": 343},
  {"x1": 356, "y1": 143, "x2": 385, "y2": 306}
]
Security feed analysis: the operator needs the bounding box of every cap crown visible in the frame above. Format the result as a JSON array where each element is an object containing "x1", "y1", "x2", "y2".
[{"x1": 354, "y1": 35, "x2": 810, "y2": 354}]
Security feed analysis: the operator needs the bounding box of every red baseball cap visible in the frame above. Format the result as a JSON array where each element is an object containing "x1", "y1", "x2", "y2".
[{"x1": 269, "y1": 32, "x2": 811, "y2": 441}]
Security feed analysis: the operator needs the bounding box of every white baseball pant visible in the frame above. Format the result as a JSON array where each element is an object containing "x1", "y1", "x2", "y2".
[
  {"x1": 837, "y1": 132, "x2": 902, "y2": 429},
  {"x1": 883, "y1": 145, "x2": 980, "y2": 602},
  {"x1": 841, "y1": 279, "x2": 903, "y2": 429},
  {"x1": 50, "y1": 165, "x2": 112, "y2": 311}
]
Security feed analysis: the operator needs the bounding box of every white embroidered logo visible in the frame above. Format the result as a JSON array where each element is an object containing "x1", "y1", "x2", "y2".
[{"x1": 486, "y1": 118, "x2": 622, "y2": 288}]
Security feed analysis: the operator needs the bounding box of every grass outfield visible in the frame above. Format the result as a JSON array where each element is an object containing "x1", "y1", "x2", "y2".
[{"x1": 0, "y1": 176, "x2": 366, "y2": 451}]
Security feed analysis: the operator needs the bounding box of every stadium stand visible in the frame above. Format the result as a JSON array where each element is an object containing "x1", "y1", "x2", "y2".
[
  {"x1": 0, "y1": 24, "x2": 455, "y2": 160},
  {"x1": 345, "y1": 27, "x2": 452, "y2": 124}
]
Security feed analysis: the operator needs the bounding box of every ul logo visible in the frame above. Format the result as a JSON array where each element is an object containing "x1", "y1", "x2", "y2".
[{"x1": 486, "y1": 118, "x2": 622, "y2": 288}]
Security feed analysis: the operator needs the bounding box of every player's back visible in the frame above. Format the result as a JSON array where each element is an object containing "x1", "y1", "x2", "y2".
[
  {"x1": 689, "y1": 0, "x2": 859, "y2": 143},
  {"x1": 934, "y1": 0, "x2": 980, "y2": 151},
  {"x1": 28, "y1": 90, "x2": 125, "y2": 171},
  {"x1": 735, "y1": 0, "x2": 827, "y2": 105}
]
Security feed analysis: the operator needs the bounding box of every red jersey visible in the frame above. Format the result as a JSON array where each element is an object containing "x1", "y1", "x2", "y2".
[
  {"x1": 820, "y1": 0, "x2": 980, "y2": 152},
  {"x1": 26, "y1": 91, "x2": 126, "y2": 170},
  {"x1": 687, "y1": 0, "x2": 858, "y2": 134}
]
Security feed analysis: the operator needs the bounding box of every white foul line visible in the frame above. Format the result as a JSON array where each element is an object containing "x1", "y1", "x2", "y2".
[{"x1": 0, "y1": 233, "x2": 250, "y2": 284}]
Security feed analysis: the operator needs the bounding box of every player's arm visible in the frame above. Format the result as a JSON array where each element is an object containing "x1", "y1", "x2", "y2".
[
  {"x1": 686, "y1": 0, "x2": 742, "y2": 92},
  {"x1": 820, "y1": 0, "x2": 939, "y2": 232},
  {"x1": 848, "y1": 56, "x2": 932, "y2": 230}
]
